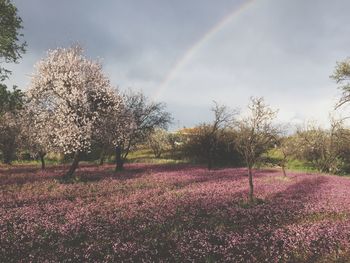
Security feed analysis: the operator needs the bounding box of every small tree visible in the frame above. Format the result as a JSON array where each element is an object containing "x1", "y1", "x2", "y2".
[
  {"x1": 235, "y1": 97, "x2": 278, "y2": 203},
  {"x1": 93, "y1": 97, "x2": 133, "y2": 168},
  {"x1": 276, "y1": 135, "x2": 298, "y2": 177},
  {"x1": 147, "y1": 128, "x2": 169, "y2": 158},
  {"x1": 19, "y1": 100, "x2": 52, "y2": 170},
  {"x1": 0, "y1": 0, "x2": 26, "y2": 80},
  {"x1": 27, "y1": 45, "x2": 125, "y2": 179}
]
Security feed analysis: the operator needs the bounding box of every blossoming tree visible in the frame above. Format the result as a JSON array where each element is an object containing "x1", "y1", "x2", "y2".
[
  {"x1": 26, "y1": 45, "x2": 125, "y2": 179},
  {"x1": 19, "y1": 100, "x2": 52, "y2": 170}
]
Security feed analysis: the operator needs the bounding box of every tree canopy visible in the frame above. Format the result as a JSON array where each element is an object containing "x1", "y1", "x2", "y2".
[
  {"x1": 26, "y1": 45, "x2": 125, "y2": 178},
  {"x1": 0, "y1": 0, "x2": 26, "y2": 81}
]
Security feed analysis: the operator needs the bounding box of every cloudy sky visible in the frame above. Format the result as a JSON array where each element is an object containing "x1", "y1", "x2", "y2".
[{"x1": 5, "y1": 0, "x2": 350, "y2": 129}]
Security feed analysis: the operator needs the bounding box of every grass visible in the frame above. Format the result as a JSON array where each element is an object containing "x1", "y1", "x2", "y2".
[
  {"x1": 1, "y1": 147, "x2": 332, "y2": 176},
  {"x1": 265, "y1": 148, "x2": 318, "y2": 173},
  {"x1": 127, "y1": 148, "x2": 189, "y2": 165}
]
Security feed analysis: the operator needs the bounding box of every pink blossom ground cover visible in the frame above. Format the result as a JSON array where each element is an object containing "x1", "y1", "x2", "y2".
[{"x1": 1, "y1": 163, "x2": 350, "y2": 262}]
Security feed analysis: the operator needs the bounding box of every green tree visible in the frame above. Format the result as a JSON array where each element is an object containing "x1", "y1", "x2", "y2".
[
  {"x1": 0, "y1": 0, "x2": 26, "y2": 81},
  {"x1": 0, "y1": 84, "x2": 24, "y2": 164},
  {"x1": 0, "y1": 83, "x2": 23, "y2": 114}
]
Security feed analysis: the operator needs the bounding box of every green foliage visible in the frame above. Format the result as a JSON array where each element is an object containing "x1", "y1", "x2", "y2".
[
  {"x1": 181, "y1": 127, "x2": 243, "y2": 167},
  {"x1": 147, "y1": 128, "x2": 169, "y2": 158},
  {"x1": 0, "y1": 84, "x2": 23, "y2": 115},
  {"x1": 0, "y1": 84, "x2": 24, "y2": 164},
  {"x1": 0, "y1": 0, "x2": 26, "y2": 80},
  {"x1": 127, "y1": 148, "x2": 187, "y2": 165}
]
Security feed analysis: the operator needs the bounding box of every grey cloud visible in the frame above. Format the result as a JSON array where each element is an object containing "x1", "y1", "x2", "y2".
[{"x1": 7, "y1": 0, "x2": 350, "y2": 128}]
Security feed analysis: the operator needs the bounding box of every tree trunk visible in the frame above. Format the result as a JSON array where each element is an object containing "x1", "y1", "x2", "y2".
[
  {"x1": 281, "y1": 165, "x2": 287, "y2": 177},
  {"x1": 207, "y1": 157, "x2": 212, "y2": 170},
  {"x1": 99, "y1": 149, "x2": 105, "y2": 166},
  {"x1": 3, "y1": 154, "x2": 12, "y2": 165},
  {"x1": 248, "y1": 166, "x2": 254, "y2": 203},
  {"x1": 207, "y1": 147, "x2": 213, "y2": 170},
  {"x1": 3, "y1": 143, "x2": 15, "y2": 165},
  {"x1": 115, "y1": 145, "x2": 124, "y2": 171},
  {"x1": 39, "y1": 152, "x2": 46, "y2": 170},
  {"x1": 64, "y1": 151, "x2": 80, "y2": 180}
]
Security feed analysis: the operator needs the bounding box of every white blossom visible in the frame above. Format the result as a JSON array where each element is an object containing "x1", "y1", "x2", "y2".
[{"x1": 26, "y1": 45, "x2": 126, "y2": 155}]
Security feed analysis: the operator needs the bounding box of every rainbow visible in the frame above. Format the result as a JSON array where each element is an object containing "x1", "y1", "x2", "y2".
[{"x1": 154, "y1": 0, "x2": 256, "y2": 100}]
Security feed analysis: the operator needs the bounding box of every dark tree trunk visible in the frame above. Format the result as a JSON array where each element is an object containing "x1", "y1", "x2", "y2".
[
  {"x1": 248, "y1": 166, "x2": 254, "y2": 203},
  {"x1": 281, "y1": 165, "x2": 287, "y2": 177},
  {"x1": 207, "y1": 154, "x2": 212, "y2": 170},
  {"x1": 3, "y1": 141, "x2": 15, "y2": 165},
  {"x1": 3, "y1": 154, "x2": 12, "y2": 165},
  {"x1": 115, "y1": 145, "x2": 124, "y2": 171},
  {"x1": 99, "y1": 149, "x2": 105, "y2": 166},
  {"x1": 39, "y1": 152, "x2": 46, "y2": 170},
  {"x1": 207, "y1": 144, "x2": 213, "y2": 170},
  {"x1": 64, "y1": 151, "x2": 80, "y2": 180}
]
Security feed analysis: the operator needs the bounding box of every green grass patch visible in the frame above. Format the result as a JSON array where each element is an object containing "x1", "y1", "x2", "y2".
[{"x1": 298, "y1": 212, "x2": 349, "y2": 224}]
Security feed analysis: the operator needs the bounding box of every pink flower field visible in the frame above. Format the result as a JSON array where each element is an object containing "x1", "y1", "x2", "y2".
[{"x1": 1, "y1": 164, "x2": 350, "y2": 262}]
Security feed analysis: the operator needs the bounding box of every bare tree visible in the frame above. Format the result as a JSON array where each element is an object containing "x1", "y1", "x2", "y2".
[
  {"x1": 115, "y1": 90, "x2": 172, "y2": 170},
  {"x1": 195, "y1": 102, "x2": 237, "y2": 169},
  {"x1": 235, "y1": 97, "x2": 279, "y2": 203}
]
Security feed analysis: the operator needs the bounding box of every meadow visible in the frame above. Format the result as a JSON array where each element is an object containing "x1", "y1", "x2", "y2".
[{"x1": 1, "y1": 163, "x2": 350, "y2": 262}]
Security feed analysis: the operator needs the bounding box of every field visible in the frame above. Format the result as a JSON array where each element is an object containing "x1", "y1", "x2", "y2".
[{"x1": 1, "y1": 164, "x2": 350, "y2": 262}]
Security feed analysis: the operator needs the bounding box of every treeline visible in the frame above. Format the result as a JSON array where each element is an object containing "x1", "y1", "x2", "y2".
[{"x1": 2, "y1": 47, "x2": 350, "y2": 203}]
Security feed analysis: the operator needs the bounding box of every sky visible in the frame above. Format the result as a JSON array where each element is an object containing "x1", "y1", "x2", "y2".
[{"x1": 5, "y1": 0, "x2": 350, "y2": 129}]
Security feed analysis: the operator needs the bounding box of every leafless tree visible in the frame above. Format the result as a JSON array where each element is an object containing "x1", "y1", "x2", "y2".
[
  {"x1": 115, "y1": 90, "x2": 172, "y2": 170},
  {"x1": 235, "y1": 97, "x2": 279, "y2": 203}
]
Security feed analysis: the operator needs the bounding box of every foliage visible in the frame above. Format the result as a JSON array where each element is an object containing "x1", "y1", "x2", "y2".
[
  {"x1": 0, "y1": 84, "x2": 23, "y2": 115},
  {"x1": 167, "y1": 131, "x2": 184, "y2": 158},
  {"x1": 181, "y1": 126, "x2": 242, "y2": 167},
  {"x1": 147, "y1": 128, "x2": 169, "y2": 158},
  {"x1": 331, "y1": 58, "x2": 350, "y2": 108},
  {"x1": 295, "y1": 119, "x2": 349, "y2": 174},
  {"x1": 0, "y1": 84, "x2": 24, "y2": 164},
  {"x1": 180, "y1": 102, "x2": 238, "y2": 169},
  {"x1": 0, "y1": 0, "x2": 26, "y2": 80}
]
